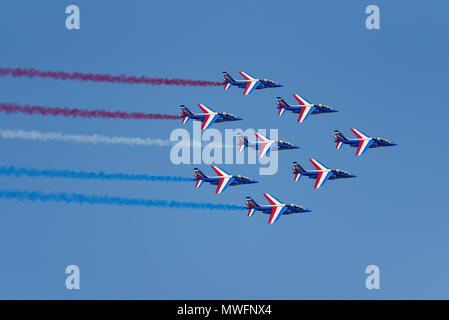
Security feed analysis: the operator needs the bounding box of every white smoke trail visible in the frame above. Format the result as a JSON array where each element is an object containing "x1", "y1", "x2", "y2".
[{"x1": 0, "y1": 129, "x2": 170, "y2": 147}]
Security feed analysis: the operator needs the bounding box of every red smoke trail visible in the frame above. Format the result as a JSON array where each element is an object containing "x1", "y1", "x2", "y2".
[
  {"x1": 0, "y1": 103, "x2": 181, "y2": 120},
  {"x1": 0, "y1": 67, "x2": 223, "y2": 87}
]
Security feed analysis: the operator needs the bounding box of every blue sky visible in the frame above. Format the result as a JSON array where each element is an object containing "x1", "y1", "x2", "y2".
[{"x1": 0, "y1": 0, "x2": 448, "y2": 299}]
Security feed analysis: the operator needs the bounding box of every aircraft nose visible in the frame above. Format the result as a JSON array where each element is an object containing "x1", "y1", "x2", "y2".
[
  {"x1": 349, "y1": 174, "x2": 357, "y2": 178},
  {"x1": 277, "y1": 83, "x2": 284, "y2": 87},
  {"x1": 252, "y1": 179, "x2": 259, "y2": 184},
  {"x1": 235, "y1": 116, "x2": 243, "y2": 121}
]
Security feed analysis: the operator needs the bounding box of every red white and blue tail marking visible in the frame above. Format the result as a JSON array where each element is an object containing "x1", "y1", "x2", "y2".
[
  {"x1": 195, "y1": 179, "x2": 203, "y2": 188},
  {"x1": 276, "y1": 101, "x2": 286, "y2": 117},
  {"x1": 336, "y1": 141, "x2": 343, "y2": 150},
  {"x1": 278, "y1": 107, "x2": 285, "y2": 117}
]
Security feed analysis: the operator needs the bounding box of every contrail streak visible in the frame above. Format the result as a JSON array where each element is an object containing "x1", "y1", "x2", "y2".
[
  {"x1": 0, "y1": 129, "x2": 170, "y2": 147},
  {"x1": 0, "y1": 166, "x2": 194, "y2": 182},
  {"x1": 0, "y1": 103, "x2": 180, "y2": 120},
  {"x1": 0, "y1": 67, "x2": 223, "y2": 87},
  {"x1": 0, "y1": 189, "x2": 245, "y2": 211}
]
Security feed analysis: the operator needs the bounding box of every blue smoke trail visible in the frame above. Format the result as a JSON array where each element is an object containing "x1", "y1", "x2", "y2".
[
  {"x1": 0, "y1": 190, "x2": 246, "y2": 211},
  {"x1": 0, "y1": 166, "x2": 195, "y2": 183}
]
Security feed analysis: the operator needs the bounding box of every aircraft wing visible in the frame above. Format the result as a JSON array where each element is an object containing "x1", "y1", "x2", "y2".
[
  {"x1": 309, "y1": 159, "x2": 331, "y2": 188},
  {"x1": 197, "y1": 104, "x2": 218, "y2": 130},
  {"x1": 239, "y1": 72, "x2": 259, "y2": 95},
  {"x1": 297, "y1": 106, "x2": 314, "y2": 123},
  {"x1": 314, "y1": 171, "x2": 332, "y2": 189},
  {"x1": 243, "y1": 80, "x2": 259, "y2": 95},
  {"x1": 293, "y1": 94, "x2": 312, "y2": 106},
  {"x1": 262, "y1": 194, "x2": 285, "y2": 224},
  {"x1": 355, "y1": 139, "x2": 373, "y2": 156},
  {"x1": 258, "y1": 142, "x2": 272, "y2": 158},
  {"x1": 198, "y1": 104, "x2": 216, "y2": 114},
  {"x1": 350, "y1": 128, "x2": 370, "y2": 140},
  {"x1": 254, "y1": 133, "x2": 273, "y2": 158},
  {"x1": 215, "y1": 177, "x2": 234, "y2": 194},
  {"x1": 211, "y1": 166, "x2": 231, "y2": 177},
  {"x1": 268, "y1": 206, "x2": 287, "y2": 224},
  {"x1": 201, "y1": 114, "x2": 218, "y2": 130}
]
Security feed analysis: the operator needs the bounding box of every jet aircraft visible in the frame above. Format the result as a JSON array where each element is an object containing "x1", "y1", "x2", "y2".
[
  {"x1": 222, "y1": 71, "x2": 283, "y2": 95},
  {"x1": 236, "y1": 133, "x2": 299, "y2": 158},
  {"x1": 193, "y1": 166, "x2": 258, "y2": 194},
  {"x1": 276, "y1": 94, "x2": 338, "y2": 123},
  {"x1": 292, "y1": 159, "x2": 356, "y2": 189},
  {"x1": 334, "y1": 128, "x2": 397, "y2": 156},
  {"x1": 180, "y1": 104, "x2": 242, "y2": 130},
  {"x1": 245, "y1": 193, "x2": 311, "y2": 224}
]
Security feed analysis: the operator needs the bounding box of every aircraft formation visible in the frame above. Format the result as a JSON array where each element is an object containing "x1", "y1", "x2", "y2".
[{"x1": 179, "y1": 71, "x2": 397, "y2": 224}]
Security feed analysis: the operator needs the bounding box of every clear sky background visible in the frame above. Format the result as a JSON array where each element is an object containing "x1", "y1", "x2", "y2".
[{"x1": 0, "y1": 0, "x2": 448, "y2": 299}]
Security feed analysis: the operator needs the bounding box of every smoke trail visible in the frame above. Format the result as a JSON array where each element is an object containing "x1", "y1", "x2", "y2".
[
  {"x1": 0, "y1": 189, "x2": 245, "y2": 211},
  {"x1": 0, "y1": 129, "x2": 170, "y2": 147},
  {"x1": 0, "y1": 67, "x2": 223, "y2": 87},
  {"x1": 0, "y1": 166, "x2": 194, "y2": 182},
  {"x1": 0, "y1": 103, "x2": 180, "y2": 120}
]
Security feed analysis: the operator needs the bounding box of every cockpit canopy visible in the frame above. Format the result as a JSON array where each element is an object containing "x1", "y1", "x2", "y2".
[
  {"x1": 235, "y1": 175, "x2": 251, "y2": 181},
  {"x1": 221, "y1": 112, "x2": 236, "y2": 118},
  {"x1": 334, "y1": 169, "x2": 350, "y2": 175},
  {"x1": 278, "y1": 140, "x2": 292, "y2": 146},
  {"x1": 262, "y1": 79, "x2": 276, "y2": 84},
  {"x1": 375, "y1": 137, "x2": 391, "y2": 143}
]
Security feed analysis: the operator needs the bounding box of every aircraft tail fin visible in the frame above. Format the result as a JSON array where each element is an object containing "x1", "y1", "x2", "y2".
[
  {"x1": 236, "y1": 133, "x2": 248, "y2": 152},
  {"x1": 222, "y1": 71, "x2": 235, "y2": 83},
  {"x1": 246, "y1": 196, "x2": 259, "y2": 208},
  {"x1": 194, "y1": 168, "x2": 207, "y2": 179},
  {"x1": 292, "y1": 162, "x2": 305, "y2": 182},
  {"x1": 246, "y1": 196, "x2": 258, "y2": 217},
  {"x1": 180, "y1": 105, "x2": 193, "y2": 116},
  {"x1": 292, "y1": 162, "x2": 306, "y2": 173},
  {"x1": 276, "y1": 97, "x2": 289, "y2": 116},
  {"x1": 194, "y1": 168, "x2": 207, "y2": 188},
  {"x1": 276, "y1": 97, "x2": 290, "y2": 108},
  {"x1": 334, "y1": 130, "x2": 347, "y2": 141}
]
